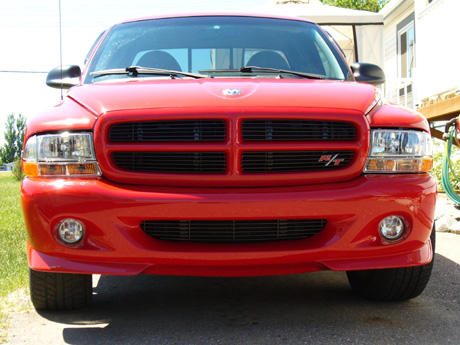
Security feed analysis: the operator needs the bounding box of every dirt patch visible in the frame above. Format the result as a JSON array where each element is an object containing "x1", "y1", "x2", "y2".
[{"x1": 1, "y1": 288, "x2": 32, "y2": 344}]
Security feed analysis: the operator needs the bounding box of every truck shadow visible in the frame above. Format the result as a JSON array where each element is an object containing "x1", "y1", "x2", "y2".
[{"x1": 36, "y1": 253, "x2": 460, "y2": 345}]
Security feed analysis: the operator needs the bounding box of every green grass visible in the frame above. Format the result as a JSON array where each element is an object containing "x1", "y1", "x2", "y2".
[
  {"x1": 0, "y1": 172, "x2": 28, "y2": 342},
  {"x1": 0, "y1": 172, "x2": 28, "y2": 297}
]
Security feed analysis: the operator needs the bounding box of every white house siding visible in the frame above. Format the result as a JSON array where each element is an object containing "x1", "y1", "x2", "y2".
[
  {"x1": 382, "y1": 0, "x2": 415, "y2": 106},
  {"x1": 415, "y1": 0, "x2": 460, "y2": 100}
]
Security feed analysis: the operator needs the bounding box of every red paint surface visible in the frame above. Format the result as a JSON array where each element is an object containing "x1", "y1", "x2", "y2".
[
  {"x1": 22, "y1": 14, "x2": 435, "y2": 278},
  {"x1": 22, "y1": 174, "x2": 436, "y2": 276}
]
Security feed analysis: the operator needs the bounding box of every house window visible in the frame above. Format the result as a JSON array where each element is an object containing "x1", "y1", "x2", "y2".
[{"x1": 398, "y1": 22, "x2": 415, "y2": 78}]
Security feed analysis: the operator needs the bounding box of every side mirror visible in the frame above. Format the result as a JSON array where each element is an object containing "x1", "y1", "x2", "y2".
[
  {"x1": 46, "y1": 65, "x2": 81, "y2": 89},
  {"x1": 351, "y1": 62, "x2": 385, "y2": 86}
]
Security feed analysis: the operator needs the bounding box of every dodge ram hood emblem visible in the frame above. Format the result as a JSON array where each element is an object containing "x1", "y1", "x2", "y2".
[{"x1": 222, "y1": 88, "x2": 242, "y2": 96}]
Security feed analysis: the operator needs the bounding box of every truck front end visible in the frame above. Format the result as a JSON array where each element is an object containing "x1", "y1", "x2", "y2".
[{"x1": 22, "y1": 14, "x2": 436, "y2": 310}]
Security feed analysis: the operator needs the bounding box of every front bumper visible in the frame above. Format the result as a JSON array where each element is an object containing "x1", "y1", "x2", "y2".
[{"x1": 22, "y1": 174, "x2": 436, "y2": 277}]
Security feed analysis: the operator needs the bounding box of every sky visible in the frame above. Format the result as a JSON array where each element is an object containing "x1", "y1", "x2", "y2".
[{"x1": 0, "y1": 0, "x2": 271, "y2": 145}]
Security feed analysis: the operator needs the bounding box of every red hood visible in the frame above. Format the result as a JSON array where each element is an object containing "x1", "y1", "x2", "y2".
[{"x1": 67, "y1": 78, "x2": 377, "y2": 116}]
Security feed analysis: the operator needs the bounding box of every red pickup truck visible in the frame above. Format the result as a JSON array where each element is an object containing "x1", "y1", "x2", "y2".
[{"x1": 21, "y1": 14, "x2": 436, "y2": 310}]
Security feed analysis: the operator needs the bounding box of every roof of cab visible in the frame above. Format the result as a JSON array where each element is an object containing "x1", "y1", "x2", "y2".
[{"x1": 114, "y1": 12, "x2": 315, "y2": 26}]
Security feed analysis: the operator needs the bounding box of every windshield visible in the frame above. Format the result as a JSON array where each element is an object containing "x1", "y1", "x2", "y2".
[{"x1": 84, "y1": 16, "x2": 350, "y2": 83}]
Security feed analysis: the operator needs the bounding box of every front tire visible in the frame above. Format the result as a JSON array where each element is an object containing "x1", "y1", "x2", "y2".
[
  {"x1": 29, "y1": 269, "x2": 92, "y2": 310},
  {"x1": 346, "y1": 225, "x2": 435, "y2": 301}
]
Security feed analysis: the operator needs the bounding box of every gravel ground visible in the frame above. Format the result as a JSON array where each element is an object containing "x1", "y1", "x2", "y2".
[{"x1": 4, "y1": 230, "x2": 460, "y2": 345}]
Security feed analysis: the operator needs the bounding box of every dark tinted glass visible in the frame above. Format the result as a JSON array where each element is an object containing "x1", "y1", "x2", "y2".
[{"x1": 85, "y1": 16, "x2": 349, "y2": 83}]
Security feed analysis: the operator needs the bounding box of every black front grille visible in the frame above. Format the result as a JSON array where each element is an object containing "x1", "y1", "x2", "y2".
[
  {"x1": 111, "y1": 152, "x2": 227, "y2": 173},
  {"x1": 242, "y1": 150, "x2": 354, "y2": 173},
  {"x1": 141, "y1": 219, "x2": 327, "y2": 243},
  {"x1": 109, "y1": 120, "x2": 227, "y2": 142},
  {"x1": 242, "y1": 119, "x2": 357, "y2": 141}
]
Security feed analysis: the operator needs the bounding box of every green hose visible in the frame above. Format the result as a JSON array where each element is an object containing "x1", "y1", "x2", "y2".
[{"x1": 441, "y1": 125, "x2": 460, "y2": 204}]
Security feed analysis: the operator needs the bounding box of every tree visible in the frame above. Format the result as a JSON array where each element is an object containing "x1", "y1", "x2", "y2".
[
  {"x1": 319, "y1": 0, "x2": 389, "y2": 12},
  {"x1": 15, "y1": 113, "x2": 27, "y2": 158},
  {"x1": 1, "y1": 114, "x2": 17, "y2": 164},
  {"x1": 0, "y1": 113, "x2": 26, "y2": 164}
]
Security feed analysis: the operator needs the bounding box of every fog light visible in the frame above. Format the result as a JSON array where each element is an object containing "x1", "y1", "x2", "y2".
[
  {"x1": 379, "y1": 216, "x2": 405, "y2": 240},
  {"x1": 58, "y1": 219, "x2": 84, "y2": 244}
]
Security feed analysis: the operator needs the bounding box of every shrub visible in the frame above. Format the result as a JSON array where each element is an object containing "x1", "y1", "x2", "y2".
[
  {"x1": 432, "y1": 143, "x2": 460, "y2": 192},
  {"x1": 12, "y1": 159, "x2": 24, "y2": 181}
]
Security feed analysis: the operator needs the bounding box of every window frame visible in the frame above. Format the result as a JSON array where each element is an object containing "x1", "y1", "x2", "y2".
[{"x1": 397, "y1": 20, "x2": 415, "y2": 79}]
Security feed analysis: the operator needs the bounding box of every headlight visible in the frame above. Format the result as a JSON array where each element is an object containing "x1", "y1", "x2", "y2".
[
  {"x1": 364, "y1": 130, "x2": 433, "y2": 173},
  {"x1": 22, "y1": 132, "x2": 101, "y2": 177}
]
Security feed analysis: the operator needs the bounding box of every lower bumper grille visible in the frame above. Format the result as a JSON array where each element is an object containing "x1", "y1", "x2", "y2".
[{"x1": 141, "y1": 219, "x2": 327, "y2": 243}]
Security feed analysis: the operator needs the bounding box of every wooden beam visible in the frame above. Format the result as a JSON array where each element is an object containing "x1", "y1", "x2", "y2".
[
  {"x1": 431, "y1": 127, "x2": 460, "y2": 148},
  {"x1": 430, "y1": 127, "x2": 445, "y2": 141},
  {"x1": 419, "y1": 95, "x2": 460, "y2": 121},
  {"x1": 427, "y1": 113, "x2": 459, "y2": 122}
]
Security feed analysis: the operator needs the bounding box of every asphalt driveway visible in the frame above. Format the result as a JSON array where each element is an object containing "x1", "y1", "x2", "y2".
[{"x1": 6, "y1": 232, "x2": 460, "y2": 345}]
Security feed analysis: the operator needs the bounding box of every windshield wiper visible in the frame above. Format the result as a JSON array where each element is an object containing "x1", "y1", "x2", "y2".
[
  {"x1": 200, "y1": 66, "x2": 325, "y2": 80},
  {"x1": 91, "y1": 66, "x2": 208, "y2": 79}
]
